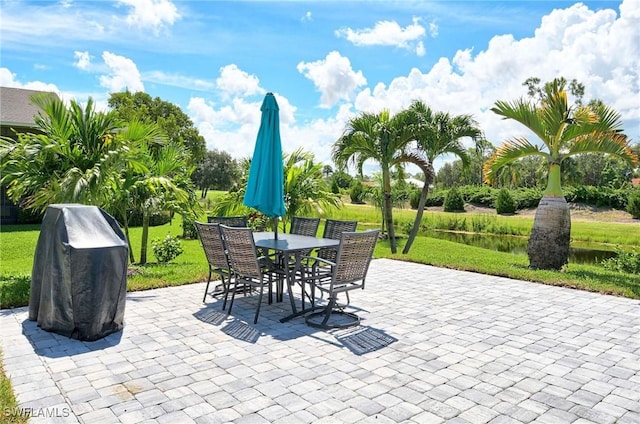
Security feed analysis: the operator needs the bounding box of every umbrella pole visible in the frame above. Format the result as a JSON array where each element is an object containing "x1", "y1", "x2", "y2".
[{"x1": 273, "y1": 217, "x2": 278, "y2": 240}]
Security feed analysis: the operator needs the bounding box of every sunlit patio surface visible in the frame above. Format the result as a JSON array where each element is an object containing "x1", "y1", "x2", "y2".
[{"x1": 1, "y1": 259, "x2": 638, "y2": 423}]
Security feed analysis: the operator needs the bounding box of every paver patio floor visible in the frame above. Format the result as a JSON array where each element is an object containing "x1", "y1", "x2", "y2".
[{"x1": 1, "y1": 259, "x2": 639, "y2": 423}]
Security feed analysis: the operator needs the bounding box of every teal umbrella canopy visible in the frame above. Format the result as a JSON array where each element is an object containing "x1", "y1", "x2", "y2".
[{"x1": 244, "y1": 92, "x2": 286, "y2": 223}]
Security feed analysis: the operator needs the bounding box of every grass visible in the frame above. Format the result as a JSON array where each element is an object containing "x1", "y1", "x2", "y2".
[
  {"x1": 0, "y1": 348, "x2": 28, "y2": 424},
  {"x1": 1, "y1": 203, "x2": 638, "y2": 308}
]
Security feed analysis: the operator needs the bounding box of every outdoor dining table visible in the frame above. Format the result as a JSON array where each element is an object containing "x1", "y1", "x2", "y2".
[{"x1": 253, "y1": 232, "x2": 339, "y2": 322}]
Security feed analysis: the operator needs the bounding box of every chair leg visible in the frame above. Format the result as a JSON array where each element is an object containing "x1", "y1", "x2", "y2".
[
  {"x1": 254, "y1": 285, "x2": 264, "y2": 324},
  {"x1": 320, "y1": 296, "x2": 337, "y2": 327},
  {"x1": 203, "y1": 267, "x2": 213, "y2": 303},
  {"x1": 222, "y1": 274, "x2": 231, "y2": 311},
  {"x1": 227, "y1": 279, "x2": 239, "y2": 315}
]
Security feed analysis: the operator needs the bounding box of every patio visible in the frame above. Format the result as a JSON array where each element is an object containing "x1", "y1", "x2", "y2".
[{"x1": 1, "y1": 259, "x2": 638, "y2": 423}]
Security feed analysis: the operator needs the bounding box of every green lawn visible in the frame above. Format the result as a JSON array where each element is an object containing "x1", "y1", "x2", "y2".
[{"x1": 1, "y1": 204, "x2": 639, "y2": 310}]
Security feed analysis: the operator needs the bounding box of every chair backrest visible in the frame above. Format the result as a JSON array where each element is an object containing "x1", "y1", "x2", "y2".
[
  {"x1": 333, "y1": 230, "x2": 379, "y2": 285},
  {"x1": 218, "y1": 225, "x2": 262, "y2": 280},
  {"x1": 207, "y1": 216, "x2": 248, "y2": 227},
  {"x1": 194, "y1": 222, "x2": 229, "y2": 270},
  {"x1": 290, "y1": 216, "x2": 320, "y2": 237},
  {"x1": 318, "y1": 219, "x2": 358, "y2": 261},
  {"x1": 322, "y1": 219, "x2": 358, "y2": 240}
]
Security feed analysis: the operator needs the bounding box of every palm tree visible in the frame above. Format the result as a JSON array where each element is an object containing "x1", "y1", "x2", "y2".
[
  {"x1": 485, "y1": 78, "x2": 638, "y2": 269},
  {"x1": 333, "y1": 109, "x2": 415, "y2": 253},
  {"x1": 0, "y1": 94, "x2": 125, "y2": 211},
  {"x1": 282, "y1": 148, "x2": 341, "y2": 232},
  {"x1": 401, "y1": 101, "x2": 483, "y2": 254},
  {"x1": 211, "y1": 150, "x2": 340, "y2": 232},
  {"x1": 130, "y1": 141, "x2": 196, "y2": 265}
]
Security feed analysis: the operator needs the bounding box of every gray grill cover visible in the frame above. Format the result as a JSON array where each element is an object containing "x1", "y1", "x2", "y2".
[{"x1": 29, "y1": 204, "x2": 128, "y2": 341}]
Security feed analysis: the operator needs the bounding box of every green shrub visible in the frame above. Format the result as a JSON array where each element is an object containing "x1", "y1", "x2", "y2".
[
  {"x1": 409, "y1": 189, "x2": 421, "y2": 209},
  {"x1": 627, "y1": 188, "x2": 640, "y2": 219},
  {"x1": 512, "y1": 187, "x2": 543, "y2": 209},
  {"x1": 151, "y1": 235, "x2": 184, "y2": 263},
  {"x1": 128, "y1": 210, "x2": 172, "y2": 227},
  {"x1": 460, "y1": 185, "x2": 495, "y2": 207},
  {"x1": 495, "y1": 188, "x2": 517, "y2": 214},
  {"x1": 17, "y1": 207, "x2": 44, "y2": 224},
  {"x1": 349, "y1": 180, "x2": 366, "y2": 204},
  {"x1": 425, "y1": 190, "x2": 445, "y2": 207},
  {"x1": 181, "y1": 215, "x2": 198, "y2": 240},
  {"x1": 602, "y1": 246, "x2": 640, "y2": 274},
  {"x1": 443, "y1": 187, "x2": 465, "y2": 212}
]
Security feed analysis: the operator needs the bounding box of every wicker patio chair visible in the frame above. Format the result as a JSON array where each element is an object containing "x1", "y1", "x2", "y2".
[
  {"x1": 316, "y1": 219, "x2": 358, "y2": 262},
  {"x1": 195, "y1": 222, "x2": 233, "y2": 305},
  {"x1": 290, "y1": 216, "x2": 320, "y2": 237},
  {"x1": 219, "y1": 225, "x2": 279, "y2": 324},
  {"x1": 285, "y1": 216, "x2": 321, "y2": 269},
  {"x1": 207, "y1": 216, "x2": 248, "y2": 227},
  {"x1": 304, "y1": 229, "x2": 379, "y2": 329}
]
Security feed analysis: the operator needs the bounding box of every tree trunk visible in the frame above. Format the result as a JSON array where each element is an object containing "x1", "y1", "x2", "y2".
[
  {"x1": 382, "y1": 168, "x2": 396, "y2": 253},
  {"x1": 117, "y1": 208, "x2": 135, "y2": 263},
  {"x1": 527, "y1": 195, "x2": 571, "y2": 270},
  {"x1": 527, "y1": 163, "x2": 570, "y2": 270},
  {"x1": 123, "y1": 218, "x2": 135, "y2": 264},
  {"x1": 140, "y1": 210, "x2": 150, "y2": 265},
  {"x1": 403, "y1": 182, "x2": 430, "y2": 254}
]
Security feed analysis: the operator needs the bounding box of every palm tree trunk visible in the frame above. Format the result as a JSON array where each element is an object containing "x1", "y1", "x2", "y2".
[
  {"x1": 123, "y1": 218, "x2": 135, "y2": 264},
  {"x1": 140, "y1": 210, "x2": 150, "y2": 265},
  {"x1": 527, "y1": 163, "x2": 570, "y2": 269},
  {"x1": 382, "y1": 167, "x2": 396, "y2": 253},
  {"x1": 403, "y1": 182, "x2": 430, "y2": 254}
]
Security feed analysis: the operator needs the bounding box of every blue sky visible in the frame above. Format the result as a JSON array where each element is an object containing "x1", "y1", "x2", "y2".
[{"x1": 1, "y1": 0, "x2": 638, "y2": 173}]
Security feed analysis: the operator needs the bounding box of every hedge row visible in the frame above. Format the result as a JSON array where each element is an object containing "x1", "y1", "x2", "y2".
[{"x1": 413, "y1": 185, "x2": 636, "y2": 210}]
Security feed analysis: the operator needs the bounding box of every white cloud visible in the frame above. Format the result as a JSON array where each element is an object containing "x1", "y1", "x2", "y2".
[
  {"x1": 216, "y1": 64, "x2": 265, "y2": 100},
  {"x1": 99, "y1": 52, "x2": 144, "y2": 93},
  {"x1": 187, "y1": 89, "x2": 299, "y2": 159},
  {"x1": 351, "y1": 0, "x2": 640, "y2": 154},
  {"x1": 73, "y1": 51, "x2": 92, "y2": 70},
  {"x1": 429, "y1": 21, "x2": 439, "y2": 37},
  {"x1": 117, "y1": 0, "x2": 180, "y2": 34},
  {"x1": 335, "y1": 17, "x2": 427, "y2": 55},
  {"x1": 0, "y1": 67, "x2": 60, "y2": 94},
  {"x1": 143, "y1": 71, "x2": 215, "y2": 91},
  {"x1": 302, "y1": 11, "x2": 312, "y2": 22},
  {"x1": 297, "y1": 51, "x2": 367, "y2": 108}
]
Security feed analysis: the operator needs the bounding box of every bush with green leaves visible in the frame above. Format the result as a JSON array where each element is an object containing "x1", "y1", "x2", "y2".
[
  {"x1": 495, "y1": 188, "x2": 517, "y2": 214},
  {"x1": 151, "y1": 234, "x2": 184, "y2": 263},
  {"x1": 627, "y1": 188, "x2": 640, "y2": 219},
  {"x1": 181, "y1": 215, "x2": 198, "y2": 239},
  {"x1": 602, "y1": 246, "x2": 640, "y2": 274},
  {"x1": 349, "y1": 180, "x2": 366, "y2": 204},
  {"x1": 409, "y1": 189, "x2": 421, "y2": 209},
  {"x1": 443, "y1": 187, "x2": 465, "y2": 212}
]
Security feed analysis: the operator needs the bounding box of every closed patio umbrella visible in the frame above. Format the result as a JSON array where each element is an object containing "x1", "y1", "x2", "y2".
[{"x1": 244, "y1": 92, "x2": 286, "y2": 238}]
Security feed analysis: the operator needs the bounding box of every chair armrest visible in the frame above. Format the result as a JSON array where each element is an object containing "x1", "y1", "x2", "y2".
[{"x1": 301, "y1": 256, "x2": 336, "y2": 268}]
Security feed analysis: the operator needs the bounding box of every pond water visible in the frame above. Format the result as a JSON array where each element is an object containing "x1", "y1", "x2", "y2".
[{"x1": 424, "y1": 230, "x2": 617, "y2": 265}]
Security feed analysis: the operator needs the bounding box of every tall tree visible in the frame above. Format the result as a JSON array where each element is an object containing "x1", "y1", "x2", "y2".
[
  {"x1": 333, "y1": 109, "x2": 415, "y2": 253},
  {"x1": 401, "y1": 100, "x2": 483, "y2": 254},
  {"x1": 192, "y1": 149, "x2": 239, "y2": 197},
  {"x1": 108, "y1": 91, "x2": 206, "y2": 165},
  {"x1": 485, "y1": 78, "x2": 638, "y2": 269}
]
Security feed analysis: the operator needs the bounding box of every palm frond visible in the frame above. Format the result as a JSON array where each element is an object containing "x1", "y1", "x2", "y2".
[{"x1": 484, "y1": 138, "x2": 548, "y2": 184}]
